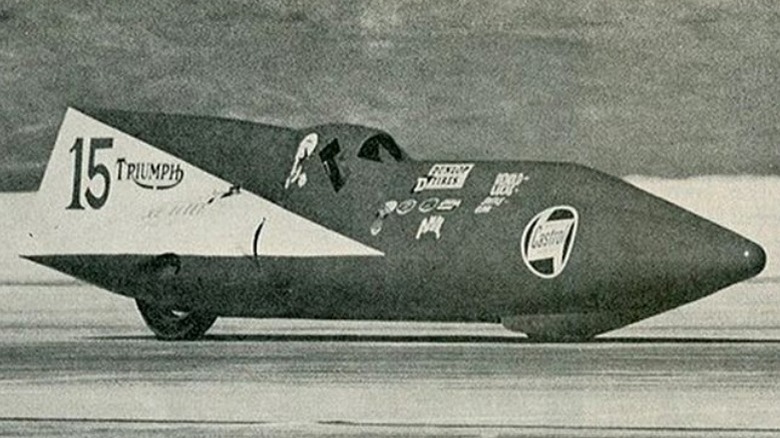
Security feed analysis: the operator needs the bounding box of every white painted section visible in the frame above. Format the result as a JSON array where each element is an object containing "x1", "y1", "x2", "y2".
[{"x1": 25, "y1": 108, "x2": 383, "y2": 258}]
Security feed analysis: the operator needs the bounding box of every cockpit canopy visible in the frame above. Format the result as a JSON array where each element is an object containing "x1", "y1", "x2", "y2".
[
  {"x1": 357, "y1": 132, "x2": 405, "y2": 163},
  {"x1": 294, "y1": 124, "x2": 409, "y2": 193},
  {"x1": 303, "y1": 123, "x2": 408, "y2": 163}
]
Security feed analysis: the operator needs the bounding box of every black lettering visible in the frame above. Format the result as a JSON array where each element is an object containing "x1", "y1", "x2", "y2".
[
  {"x1": 319, "y1": 140, "x2": 345, "y2": 192},
  {"x1": 172, "y1": 164, "x2": 184, "y2": 181},
  {"x1": 68, "y1": 137, "x2": 113, "y2": 210},
  {"x1": 67, "y1": 138, "x2": 85, "y2": 210},
  {"x1": 148, "y1": 163, "x2": 160, "y2": 180},
  {"x1": 115, "y1": 158, "x2": 126, "y2": 180}
]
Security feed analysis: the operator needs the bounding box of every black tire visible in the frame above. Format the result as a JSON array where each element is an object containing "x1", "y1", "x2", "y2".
[{"x1": 136, "y1": 299, "x2": 217, "y2": 341}]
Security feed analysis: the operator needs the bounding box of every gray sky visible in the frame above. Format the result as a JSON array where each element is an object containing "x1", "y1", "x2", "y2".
[{"x1": 1, "y1": 0, "x2": 778, "y2": 190}]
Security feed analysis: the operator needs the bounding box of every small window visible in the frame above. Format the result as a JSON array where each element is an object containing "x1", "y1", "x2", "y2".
[
  {"x1": 358, "y1": 134, "x2": 404, "y2": 163},
  {"x1": 319, "y1": 140, "x2": 345, "y2": 192}
]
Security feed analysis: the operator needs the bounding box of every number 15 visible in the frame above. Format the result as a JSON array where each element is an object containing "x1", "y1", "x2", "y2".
[{"x1": 67, "y1": 137, "x2": 113, "y2": 210}]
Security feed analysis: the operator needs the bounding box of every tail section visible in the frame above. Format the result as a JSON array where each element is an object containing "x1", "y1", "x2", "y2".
[
  {"x1": 26, "y1": 107, "x2": 382, "y2": 259},
  {"x1": 31, "y1": 107, "x2": 250, "y2": 256},
  {"x1": 39, "y1": 108, "x2": 193, "y2": 212}
]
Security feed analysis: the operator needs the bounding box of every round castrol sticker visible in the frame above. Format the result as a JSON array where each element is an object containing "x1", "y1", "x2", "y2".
[{"x1": 521, "y1": 206, "x2": 578, "y2": 279}]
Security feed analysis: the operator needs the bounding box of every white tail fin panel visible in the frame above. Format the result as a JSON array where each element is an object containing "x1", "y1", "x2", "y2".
[{"x1": 27, "y1": 108, "x2": 382, "y2": 258}]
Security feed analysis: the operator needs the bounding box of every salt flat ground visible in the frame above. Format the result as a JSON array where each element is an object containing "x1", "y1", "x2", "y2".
[{"x1": 0, "y1": 284, "x2": 779, "y2": 437}]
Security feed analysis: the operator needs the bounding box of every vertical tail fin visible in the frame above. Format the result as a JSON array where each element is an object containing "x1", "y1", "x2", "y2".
[
  {"x1": 30, "y1": 107, "x2": 238, "y2": 256},
  {"x1": 28, "y1": 107, "x2": 383, "y2": 258}
]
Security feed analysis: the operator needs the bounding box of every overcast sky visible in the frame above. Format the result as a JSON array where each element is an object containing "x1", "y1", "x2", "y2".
[{"x1": 1, "y1": 0, "x2": 779, "y2": 190}]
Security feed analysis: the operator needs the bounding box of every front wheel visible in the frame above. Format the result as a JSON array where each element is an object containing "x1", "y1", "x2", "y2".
[{"x1": 136, "y1": 299, "x2": 217, "y2": 340}]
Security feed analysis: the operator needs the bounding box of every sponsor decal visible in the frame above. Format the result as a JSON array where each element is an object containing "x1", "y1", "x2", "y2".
[
  {"x1": 370, "y1": 219, "x2": 383, "y2": 236},
  {"x1": 473, "y1": 172, "x2": 530, "y2": 214},
  {"x1": 489, "y1": 172, "x2": 529, "y2": 197},
  {"x1": 416, "y1": 215, "x2": 445, "y2": 240},
  {"x1": 284, "y1": 133, "x2": 318, "y2": 189},
  {"x1": 396, "y1": 198, "x2": 461, "y2": 215},
  {"x1": 413, "y1": 163, "x2": 474, "y2": 192},
  {"x1": 370, "y1": 200, "x2": 398, "y2": 236},
  {"x1": 396, "y1": 199, "x2": 417, "y2": 215},
  {"x1": 521, "y1": 206, "x2": 578, "y2": 279},
  {"x1": 115, "y1": 158, "x2": 185, "y2": 190},
  {"x1": 474, "y1": 196, "x2": 505, "y2": 214},
  {"x1": 436, "y1": 198, "x2": 462, "y2": 212},
  {"x1": 379, "y1": 200, "x2": 398, "y2": 216},
  {"x1": 418, "y1": 197, "x2": 440, "y2": 213}
]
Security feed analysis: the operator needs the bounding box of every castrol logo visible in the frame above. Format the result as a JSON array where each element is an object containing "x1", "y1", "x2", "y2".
[{"x1": 521, "y1": 206, "x2": 578, "y2": 279}]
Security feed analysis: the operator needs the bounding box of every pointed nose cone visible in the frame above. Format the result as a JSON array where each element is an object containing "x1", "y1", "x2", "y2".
[
  {"x1": 588, "y1": 200, "x2": 768, "y2": 317},
  {"x1": 681, "y1": 220, "x2": 766, "y2": 290},
  {"x1": 736, "y1": 238, "x2": 766, "y2": 280},
  {"x1": 667, "y1": 216, "x2": 768, "y2": 302}
]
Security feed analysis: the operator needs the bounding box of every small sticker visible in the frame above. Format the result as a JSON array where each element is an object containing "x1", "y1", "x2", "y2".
[
  {"x1": 413, "y1": 163, "x2": 475, "y2": 192},
  {"x1": 474, "y1": 196, "x2": 505, "y2": 214},
  {"x1": 521, "y1": 206, "x2": 578, "y2": 279},
  {"x1": 416, "y1": 215, "x2": 445, "y2": 240},
  {"x1": 380, "y1": 200, "x2": 398, "y2": 217},
  {"x1": 396, "y1": 199, "x2": 417, "y2": 215},
  {"x1": 370, "y1": 200, "x2": 398, "y2": 236},
  {"x1": 370, "y1": 219, "x2": 383, "y2": 236},
  {"x1": 436, "y1": 198, "x2": 462, "y2": 211},
  {"x1": 418, "y1": 197, "x2": 440, "y2": 213},
  {"x1": 490, "y1": 172, "x2": 529, "y2": 197}
]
